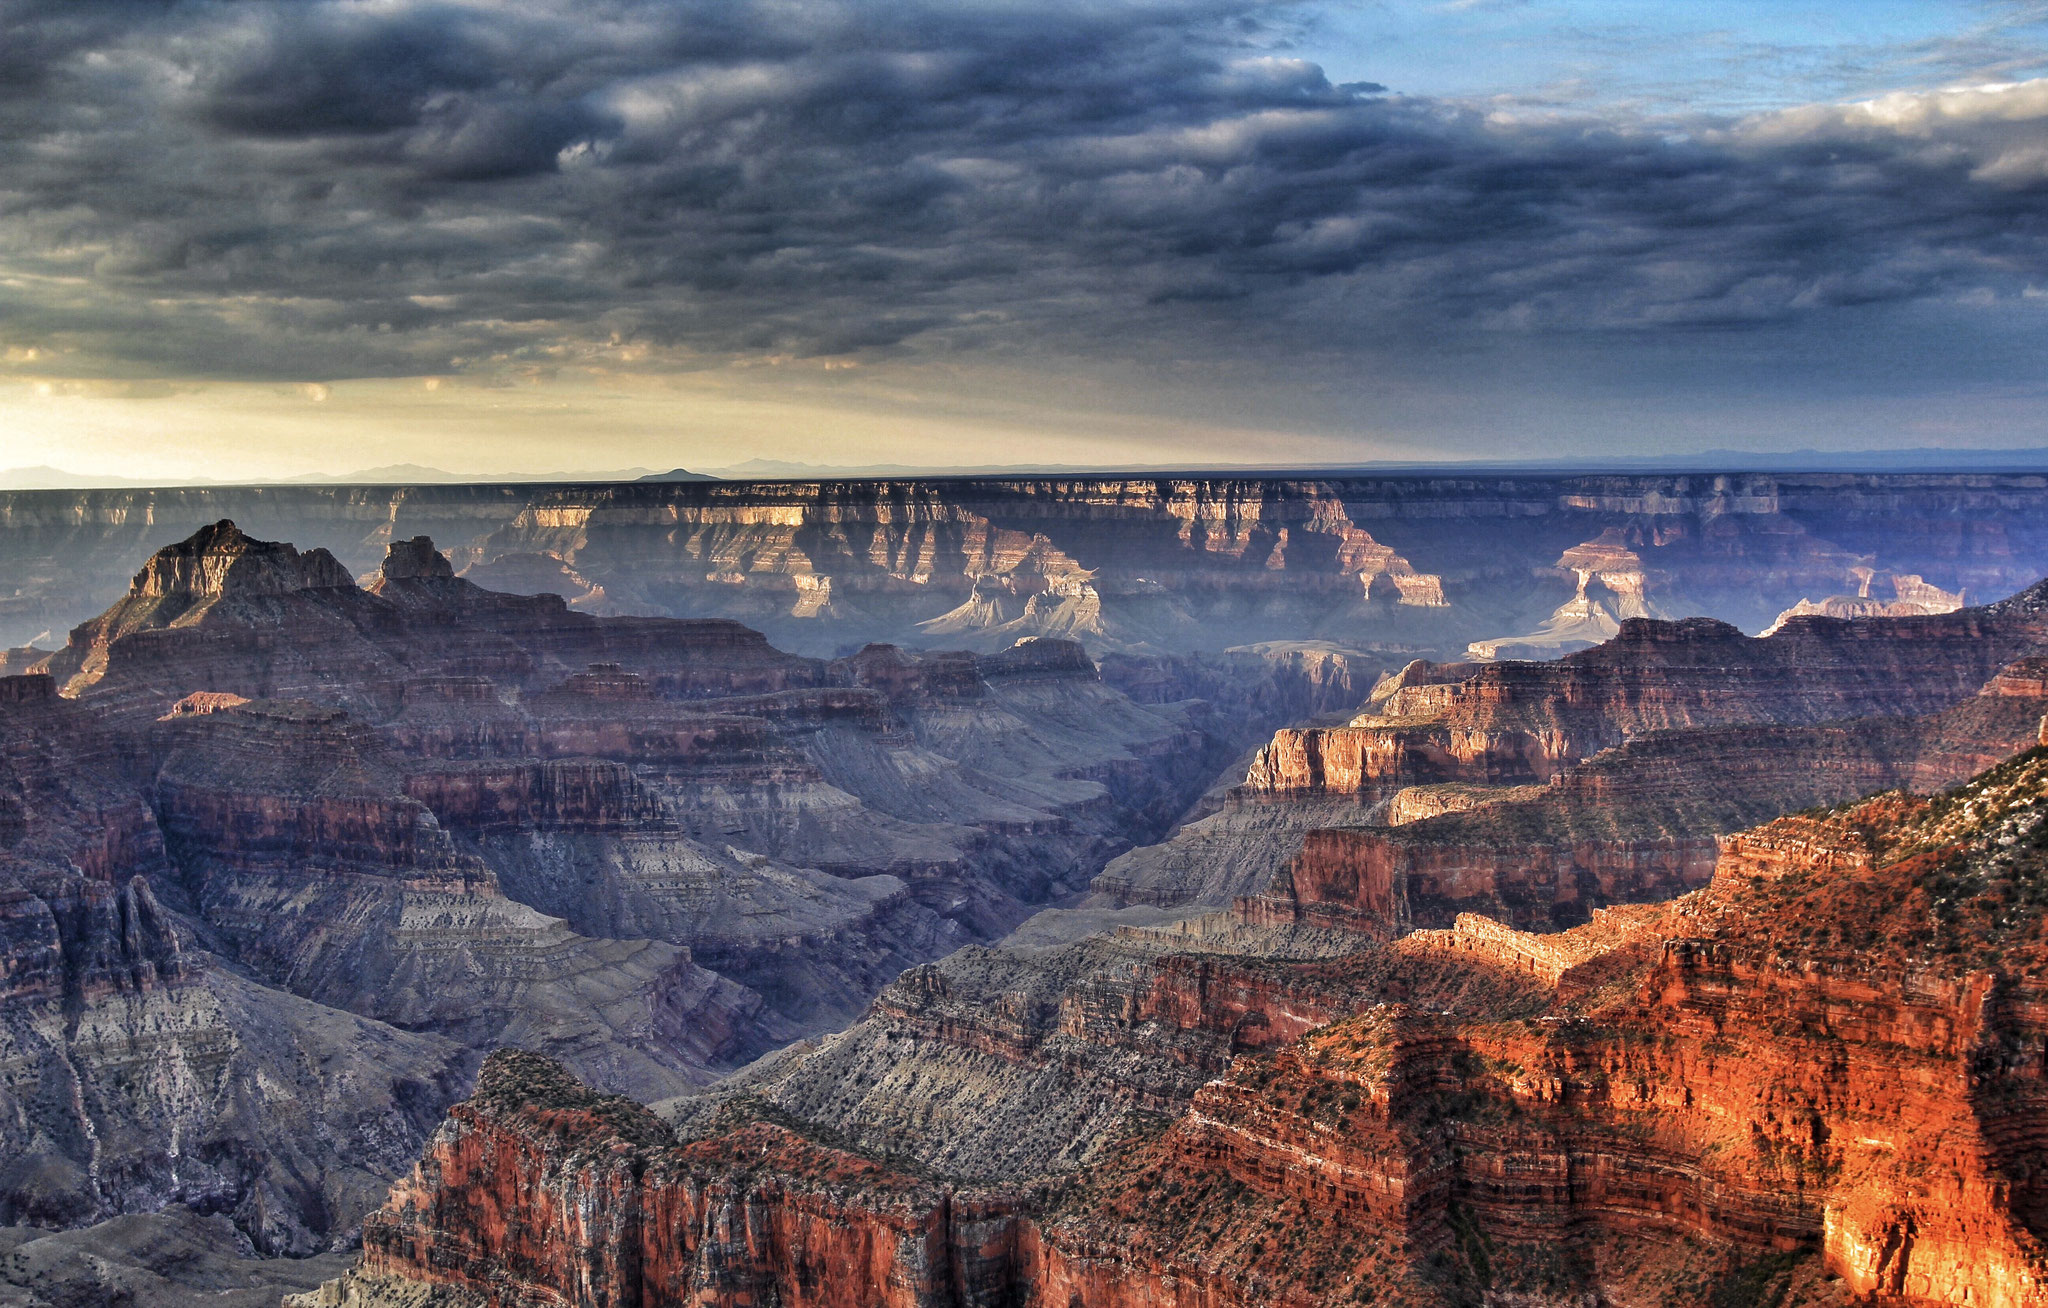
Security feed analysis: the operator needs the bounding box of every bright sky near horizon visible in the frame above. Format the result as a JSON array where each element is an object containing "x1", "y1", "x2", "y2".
[{"x1": 3, "y1": 0, "x2": 2048, "y2": 479}]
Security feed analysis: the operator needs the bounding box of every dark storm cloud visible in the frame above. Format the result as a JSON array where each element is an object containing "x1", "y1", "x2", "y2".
[{"x1": 1, "y1": 0, "x2": 2045, "y2": 382}]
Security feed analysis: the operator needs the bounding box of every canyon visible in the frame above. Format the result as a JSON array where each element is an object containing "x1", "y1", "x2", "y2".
[
  {"x1": 6, "y1": 473, "x2": 2048, "y2": 1306},
  {"x1": 0, "y1": 517, "x2": 1226, "y2": 1258}
]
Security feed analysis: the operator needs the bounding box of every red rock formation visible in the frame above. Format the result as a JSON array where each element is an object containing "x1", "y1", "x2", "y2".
[
  {"x1": 353, "y1": 747, "x2": 2048, "y2": 1308},
  {"x1": 1250, "y1": 606, "x2": 2048, "y2": 797},
  {"x1": 1243, "y1": 673, "x2": 2048, "y2": 936},
  {"x1": 1217, "y1": 609, "x2": 2048, "y2": 935},
  {"x1": 357, "y1": 1051, "x2": 1036, "y2": 1308}
]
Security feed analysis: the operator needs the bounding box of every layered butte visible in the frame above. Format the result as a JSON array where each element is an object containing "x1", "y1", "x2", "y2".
[{"x1": 1093, "y1": 587, "x2": 2048, "y2": 923}]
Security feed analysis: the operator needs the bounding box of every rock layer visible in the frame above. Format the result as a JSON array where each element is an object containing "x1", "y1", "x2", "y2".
[{"x1": 347, "y1": 745, "x2": 2048, "y2": 1307}]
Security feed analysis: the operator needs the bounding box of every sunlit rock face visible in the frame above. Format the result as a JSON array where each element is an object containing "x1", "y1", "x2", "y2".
[
  {"x1": 1083, "y1": 590, "x2": 2048, "y2": 920},
  {"x1": 340, "y1": 748, "x2": 2048, "y2": 1308},
  {"x1": 1763, "y1": 571, "x2": 1969, "y2": 634},
  {"x1": 1464, "y1": 528, "x2": 1664, "y2": 660},
  {"x1": 324, "y1": 574, "x2": 2048, "y2": 1306}
]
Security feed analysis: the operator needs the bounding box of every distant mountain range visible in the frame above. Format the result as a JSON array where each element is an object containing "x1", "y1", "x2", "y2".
[
  {"x1": 0, "y1": 463, "x2": 674, "y2": 489},
  {"x1": 286, "y1": 463, "x2": 670, "y2": 484},
  {"x1": 12, "y1": 446, "x2": 2048, "y2": 490},
  {"x1": 665, "y1": 448, "x2": 2048, "y2": 479}
]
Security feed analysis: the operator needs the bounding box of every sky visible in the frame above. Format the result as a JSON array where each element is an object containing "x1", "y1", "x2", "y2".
[{"x1": 2, "y1": 0, "x2": 2048, "y2": 479}]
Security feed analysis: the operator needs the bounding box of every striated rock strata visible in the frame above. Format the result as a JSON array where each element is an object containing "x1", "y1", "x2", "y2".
[
  {"x1": 0, "y1": 520, "x2": 1230, "y2": 1252},
  {"x1": 344, "y1": 744, "x2": 2048, "y2": 1306},
  {"x1": 9, "y1": 472, "x2": 2048, "y2": 658}
]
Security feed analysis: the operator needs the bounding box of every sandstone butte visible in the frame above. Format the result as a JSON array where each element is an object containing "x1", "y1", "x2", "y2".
[{"x1": 315, "y1": 739, "x2": 2048, "y2": 1308}]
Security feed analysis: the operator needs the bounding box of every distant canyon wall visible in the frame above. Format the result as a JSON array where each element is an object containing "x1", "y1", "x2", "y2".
[{"x1": 4, "y1": 473, "x2": 2048, "y2": 654}]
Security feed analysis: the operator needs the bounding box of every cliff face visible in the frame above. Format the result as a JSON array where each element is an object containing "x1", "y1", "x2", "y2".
[
  {"x1": 1248, "y1": 607, "x2": 2048, "y2": 797},
  {"x1": 0, "y1": 676, "x2": 474, "y2": 1254},
  {"x1": 1242, "y1": 678, "x2": 2048, "y2": 935},
  {"x1": 1094, "y1": 592, "x2": 2048, "y2": 917},
  {"x1": 1078, "y1": 752, "x2": 2048, "y2": 1305},
  {"x1": 8, "y1": 473, "x2": 2048, "y2": 657},
  {"x1": 350, "y1": 747, "x2": 2048, "y2": 1308},
  {"x1": 354, "y1": 1051, "x2": 1035, "y2": 1308},
  {"x1": 16, "y1": 501, "x2": 2048, "y2": 1288}
]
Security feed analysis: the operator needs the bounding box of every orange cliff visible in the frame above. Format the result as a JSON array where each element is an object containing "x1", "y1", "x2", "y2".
[
  {"x1": 340, "y1": 746, "x2": 2048, "y2": 1307},
  {"x1": 1227, "y1": 628, "x2": 2048, "y2": 936},
  {"x1": 1046, "y1": 755, "x2": 2048, "y2": 1306},
  {"x1": 349, "y1": 1050, "x2": 1043, "y2": 1308}
]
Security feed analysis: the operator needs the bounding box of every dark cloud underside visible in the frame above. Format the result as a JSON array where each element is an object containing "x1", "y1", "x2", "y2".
[{"x1": 0, "y1": 0, "x2": 2045, "y2": 397}]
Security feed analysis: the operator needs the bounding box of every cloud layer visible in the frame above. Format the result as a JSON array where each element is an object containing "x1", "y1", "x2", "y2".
[{"x1": 1, "y1": 0, "x2": 2046, "y2": 400}]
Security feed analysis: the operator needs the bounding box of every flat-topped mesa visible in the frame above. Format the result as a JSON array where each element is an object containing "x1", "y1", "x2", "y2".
[
  {"x1": 1404, "y1": 910, "x2": 1620, "y2": 984},
  {"x1": 1366, "y1": 657, "x2": 1483, "y2": 712},
  {"x1": 834, "y1": 643, "x2": 983, "y2": 703},
  {"x1": 1992, "y1": 657, "x2": 2048, "y2": 698},
  {"x1": 980, "y1": 635, "x2": 1099, "y2": 681},
  {"x1": 1710, "y1": 816, "x2": 1879, "y2": 886}
]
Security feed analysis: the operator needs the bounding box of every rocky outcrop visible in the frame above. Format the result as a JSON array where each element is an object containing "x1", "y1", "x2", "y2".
[
  {"x1": 16, "y1": 499, "x2": 2048, "y2": 1298},
  {"x1": 1243, "y1": 666, "x2": 2048, "y2": 934},
  {"x1": 1466, "y1": 528, "x2": 1664, "y2": 661},
  {"x1": 0, "y1": 522, "x2": 1235, "y2": 1255},
  {"x1": 1250, "y1": 606, "x2": 2048, "y2": 798},
  {"x1": 1098, "y1": 600, "x2": 2048, "y2": 915},
  {"x1": 0, "y1": 680, "x2": 474, "y2": 1255},
  {"x1": 147, "y1": 693, "x2": 778, "y2": 1099}
]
